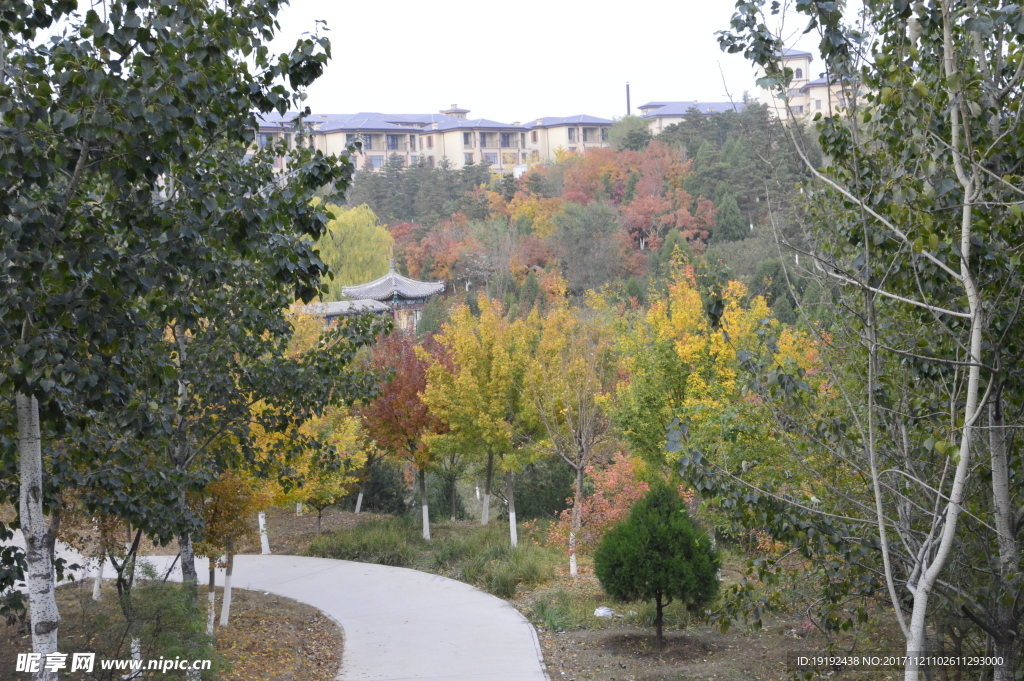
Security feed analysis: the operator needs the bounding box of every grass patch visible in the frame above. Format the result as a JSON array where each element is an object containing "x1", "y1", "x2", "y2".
[
  {"x1": 306, "y1": 516, "x2": 424, "y2": 566},
  {"x1": 306, "y1": 516, "x2": 558, "y2": 598}
]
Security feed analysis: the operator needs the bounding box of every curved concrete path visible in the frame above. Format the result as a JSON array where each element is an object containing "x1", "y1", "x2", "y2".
[{"x1": 7, "y1": 537, "x2": 550, "y2": 681}]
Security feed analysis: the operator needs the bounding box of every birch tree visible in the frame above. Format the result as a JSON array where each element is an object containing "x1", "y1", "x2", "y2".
[{"x1": 705, "y1": 0, "x2": 1024, "y2": 676}]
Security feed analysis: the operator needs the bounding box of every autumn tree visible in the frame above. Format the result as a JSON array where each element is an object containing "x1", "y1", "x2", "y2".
[
  {"x1": 421, "y1": 299, "x2": 539, "y2": 546},
  {"x1": 358, "y1": 332, "x2": 441, "y2": 540},
  {"x1": 527, "y1": 305, "x2": 618, "y2": 575},
  {"x1": 193, "y1": 472, "x2": 268, "y2": 633}
]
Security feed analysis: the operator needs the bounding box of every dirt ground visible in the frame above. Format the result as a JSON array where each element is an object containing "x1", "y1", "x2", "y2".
[{"x1": 0, "y1": 582, "x2": 342, "y2": 681}]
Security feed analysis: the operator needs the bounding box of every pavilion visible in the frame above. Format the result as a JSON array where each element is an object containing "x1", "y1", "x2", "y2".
[{"x1": 342, "y1": 260, "x2": 445, "y2": 333}]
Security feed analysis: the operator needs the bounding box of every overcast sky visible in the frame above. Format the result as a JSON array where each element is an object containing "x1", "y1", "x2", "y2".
[{"x1": 266, "y1": 0, "x2": 821, "y2": 124}]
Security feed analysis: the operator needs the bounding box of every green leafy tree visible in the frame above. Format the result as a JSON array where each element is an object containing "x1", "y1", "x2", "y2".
[
  {"x1": 594, "y1": 483, "x2": 719, "y2": 646},
  {"x1": 713, "y1": 0, "x2": 1024, "y2": 676},
  {"x1": 608, "y1": 115, "x2": 653, "y2": 151},
  {"x1": 0, "y1": 0, "x2": 360, "y2": 665}
]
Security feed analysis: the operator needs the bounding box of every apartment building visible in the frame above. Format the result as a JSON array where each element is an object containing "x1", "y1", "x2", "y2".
[
  {"x1": 254, "y1": 106, "x2": 611, "y2": 173},
  {"x1": 760, "y1": 49, "x2": 853, "y2": 120},
  {"x1": 523, "y1": 115, "x2": 613, "y2": 161},
  {"x1": 637, "y1": 101, "x2": 746, "y2": 135}
]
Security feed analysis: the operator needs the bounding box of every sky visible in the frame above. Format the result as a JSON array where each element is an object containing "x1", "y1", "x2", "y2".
[{"x1": 265, "y1": 0, "x2": 821, "y2": 124}]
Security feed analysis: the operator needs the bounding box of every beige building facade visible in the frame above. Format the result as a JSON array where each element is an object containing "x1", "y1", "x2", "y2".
[
  {"x1": 254, "y1": 106, "x2": 611, "y2": 173},
  {"x1": 760, "y1": 49, "x2": 854, "y2": 121}
]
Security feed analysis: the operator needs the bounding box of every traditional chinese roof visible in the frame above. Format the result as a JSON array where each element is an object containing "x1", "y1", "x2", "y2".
[
  {"x1": 341, "y1": 261, "x2": 445, "y2": 301},
  {"x1": 303, "y1": 299, "x2": 391, "y2": 317}
]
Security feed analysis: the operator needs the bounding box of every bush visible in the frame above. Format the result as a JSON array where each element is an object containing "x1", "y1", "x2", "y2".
[
  {"x1": 594, "y1": 483, "x2": 719, "y2": 646},
  {"x1": 65, "y1": 563, "x2": 217, "y2": 680},
  {"x1": 428, "y1": 472, "x2": 467, "y2": 522},
  {"x1": 307, "y1": 516, "x2": 423, "y2": 566}
]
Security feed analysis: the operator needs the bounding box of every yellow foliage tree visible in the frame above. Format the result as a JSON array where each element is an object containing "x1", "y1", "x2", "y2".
[{"x1": 421, "y1": 298, "x2": 540, "y2": 546}]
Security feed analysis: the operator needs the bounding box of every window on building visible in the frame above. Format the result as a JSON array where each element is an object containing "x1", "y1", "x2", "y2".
[
  {"x1": 479, "y1": 132, "x2": 488, "y2": 147},
  {"x1": 795, "y1": 68, "x2": 803, "y2": 79},
  {"x1": 500, "y1": 132, "x2": 514, "y2": 148},
  {"x1": 427, "y1": 135, "x2": 433, "y2": 149},
  {"x1": 257, "y1": 133, "x2": 274, "y2": 148},
  {"x1": 370, "y1": 155, "x2": 384, "y2": 169},
  {"x1": 815, "y1": 99, "x2": 822, "y2": 109},
  {"x1": 409, "y1": 136, "x2": 416, "y2": 151},
  {"x1": 568, "y1": 146, "x2": 576, "y2": 153},
  {"x1": 345, "y1": 133, "x2": 357, "y2": 146},
  {"x1": 282, "y1": 133, "x2": 292, "y2": 148},
  {"x1": 531, "y1": 130, "x2": 538, "y2": 143},
  {"x1": 601, "y1": 128, "x2": 609, "y2": 142},
  {"x1": 484, "y1": 152, "x2": 498, "y2": 166},
  {"x1": 521, "y1": 132, "x2": 526, "y2": 148},
  {"x1": 428, "y1": 156, "x2": 435, "y2": 167},
  {"x1": 463, "y1": 132, "x2": 472, "y2": 146},
  {"x1": 386, "y1": 135, "x2": 400, "y2": 151},
  {"x1": 582, "y1": 128, "x2": 593, "y2": 142},
  {"x1": 792, "y1": 105, "x2": 804, "y2": 114},
  {"x1": 567, "y1": 127, "x2": 576, "y2": 142},
  {"x1": 409, "y1": 155, "x2": 420, "y2": 165},
  {"x1": 363, "y1": 135, "x2": 374, "y2": 150}
]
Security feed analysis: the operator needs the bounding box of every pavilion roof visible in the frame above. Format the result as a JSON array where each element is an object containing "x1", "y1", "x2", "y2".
[{"x1": 341, "y1": 261, "x2": 445, "y2": 301}]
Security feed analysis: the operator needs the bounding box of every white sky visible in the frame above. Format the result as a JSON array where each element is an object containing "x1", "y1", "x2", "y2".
[{"x1": 266, "y1": 0, "x2": 820, "y2": 123}]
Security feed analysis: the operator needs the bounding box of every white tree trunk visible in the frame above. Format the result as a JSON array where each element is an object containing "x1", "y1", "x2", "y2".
[
  {"x1": 258, "y1": 512, "x2": 271, "y2": 555},
  {"x1": 506, "y1": 471, "x2": 518, "y2": 548},
  {"x1": 206, "y1": 563, "x2": 216, "y2": 637},
  {"x1": 296, "y1": 502, "x2": 303, "y2": 516},
  {"x1": 569, "y1": 532, "x2": 578, "y2": 578},
  {"x1": 419, "y1": 469, "x2": 431, "y2": 541},
  {"x1": 92, "y1": 554, "x2": 104, "y2": 602},
  {"x1": 354, "y1": 492, "x2": 363, "y2": 515},
  {"x1": 123, "y1": 637, "x2": 142, "y2": 680},
  {"x1": 481, "y1": 453, "x2": 493, "y2": 526},
  {"x1": 17, "y1": 393, "x2": 60, "y2": 679},
  {"x1": 219, "y1": 552, "x2": 233, "y2": 627}
]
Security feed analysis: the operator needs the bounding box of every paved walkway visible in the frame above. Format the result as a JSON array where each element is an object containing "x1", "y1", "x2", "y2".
[{"x1": 10, "y1": 537, "x2": 550, "y2": 681}]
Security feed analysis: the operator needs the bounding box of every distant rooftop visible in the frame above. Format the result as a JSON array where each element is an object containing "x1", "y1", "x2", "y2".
[
  {"x1": 257, "y1": 109, "x2": 610, "y2": 134},
  {"x1": 638, "y1": 101, "x2": 745, "y2": 117},
  {"x1": 525, "y1": 115, "x2": 612, "y2": 128}
]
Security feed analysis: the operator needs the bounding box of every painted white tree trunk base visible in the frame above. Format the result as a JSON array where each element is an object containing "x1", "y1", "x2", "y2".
[
  {"x1": 219, "y1": 560, "x2": 233, "y2": 627},
  {"x1": 296, "y1": 502, "x2": 303, "y2": 517},
  {"x1": 569, "y1": 530, "x2": 578, "y2": 577},
  {"x1": 122, "y1": 637, "x2": 142, "y2": 680},
  {"x1": 207, "y1": 586, "x2": 216, "y2": 637},
  {"x1": 354, "y1": 492, "x2": 363, "y2": 514},
  {"x1": 93, "y1": 557, "x2": 104, "y2": 601},
  {"x1": 421, "y1": 503, "x2": 431, "y2": 541},
  {"x1": 481, "y1": 493, "x2": 490, "y2": 526},
  {"x1": 258, "y1": 512, "x2": 271, "y2": 555},
  {"x1": 509, "y1": 510, "x2": 518, "y2": 548}
]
